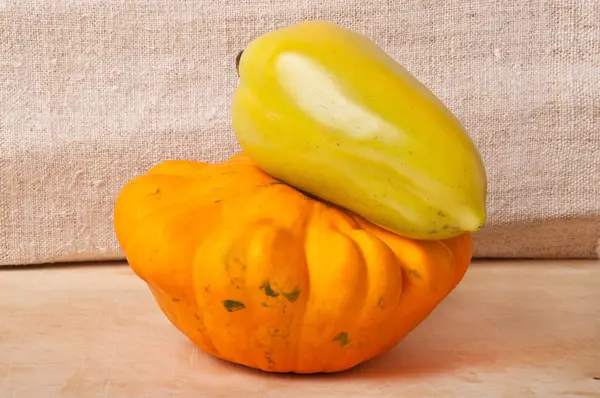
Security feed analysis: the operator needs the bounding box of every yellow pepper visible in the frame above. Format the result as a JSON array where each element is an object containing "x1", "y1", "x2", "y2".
[{"x1": 232, "y1": 20, "x2": 487, "y2": 240}]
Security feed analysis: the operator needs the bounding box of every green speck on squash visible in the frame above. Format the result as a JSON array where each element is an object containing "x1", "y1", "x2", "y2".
[
  {"x1": 282, "y1": 288, "x2": 301, "y2": 302},
  {"x1": 333, "y1": 332, "x2": 350, "y2": 347},
  {"x1": 408, "y1": 269, "x2": 422, "y2": 279},
  {"x1": 261, "y1": 281, "x2": 280, "y2": 297},
  {"x1": 222, "y1": 300, "x2": 246, "y2": 312},
  {"x1": 265, "y1": 352, "x2": 275, "y2": 369}
]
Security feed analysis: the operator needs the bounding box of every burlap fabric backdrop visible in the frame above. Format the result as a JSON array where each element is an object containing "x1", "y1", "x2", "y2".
[{"x1": 1, "y1": 1, "x2": 599, "y2": 266}]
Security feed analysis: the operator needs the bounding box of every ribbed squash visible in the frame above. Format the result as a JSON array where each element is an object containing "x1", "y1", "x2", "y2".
[{"x1": 114, "y1": 153, "x2": 472, "y2": 374}]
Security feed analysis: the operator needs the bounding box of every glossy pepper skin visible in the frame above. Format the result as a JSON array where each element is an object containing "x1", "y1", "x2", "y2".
[
  {"x1": 113, "y1": 153, "x2": 473, "y2": 374},
  {"x1": 232, "y1": 20, "x2": 487, "y2": 240}
]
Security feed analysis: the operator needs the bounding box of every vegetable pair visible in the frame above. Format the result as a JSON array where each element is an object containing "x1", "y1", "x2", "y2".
[{"x1": 114, "y1": 20, "x2": 486, "y2": 373}]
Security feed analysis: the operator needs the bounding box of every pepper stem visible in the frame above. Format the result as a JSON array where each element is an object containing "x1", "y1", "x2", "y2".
[{"x1": 235, "y1": 50, "x2": 244, "y2": 76}]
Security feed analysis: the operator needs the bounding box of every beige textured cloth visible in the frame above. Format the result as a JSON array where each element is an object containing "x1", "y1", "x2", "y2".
[{"x1": 1, "y1": 1, "x2": 599, "y2": 266}]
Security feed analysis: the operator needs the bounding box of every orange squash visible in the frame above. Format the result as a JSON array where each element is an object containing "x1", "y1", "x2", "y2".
[{"x1": 114, "y1": 153, "x2": 472, "y2": 374}]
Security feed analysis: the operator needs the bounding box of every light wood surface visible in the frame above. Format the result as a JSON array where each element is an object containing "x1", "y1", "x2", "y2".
[{"x1": 1, "y1": 259, "x2": 599, "y2": 397}]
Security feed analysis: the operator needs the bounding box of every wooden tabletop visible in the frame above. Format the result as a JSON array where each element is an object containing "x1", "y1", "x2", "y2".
[{"x1": 1, "y1": 259, "x2": 599, "y2": 397}]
